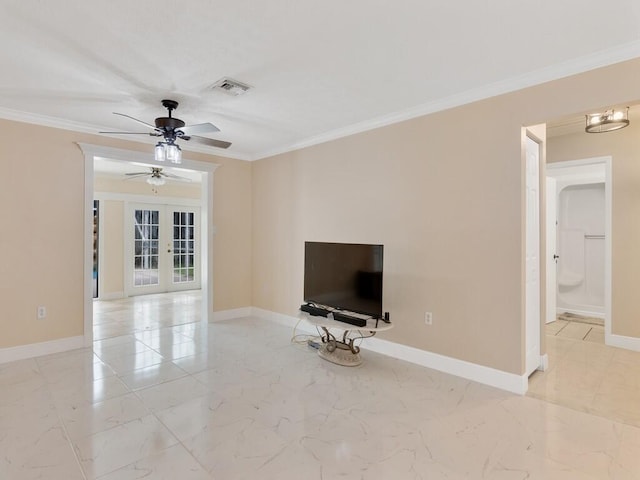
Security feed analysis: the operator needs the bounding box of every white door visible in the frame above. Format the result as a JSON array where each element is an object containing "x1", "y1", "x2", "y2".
[
  {"x1": 545, "y1": 177, "x2": 557, "y2": 324},
  {"x1": 525, "y1": 136, "x2": 541, "y2": 376},
  {"x1": 126, "y1": 203, "x2": 201, "y2": 296},
  {"x1": 168, "y1": 207, "x2": 201, "y2": 292}
]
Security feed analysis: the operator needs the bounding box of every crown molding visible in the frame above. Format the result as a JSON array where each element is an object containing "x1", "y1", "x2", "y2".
[
  {"x1": 0, "y1": 106, "x2": 253, "y2": 161},
  {"x1": 254, "y1": 40, "x2": 640, "y2": 160},
  {"x1": 2, "y1": 39, "x2": 640, "y2": 163}
]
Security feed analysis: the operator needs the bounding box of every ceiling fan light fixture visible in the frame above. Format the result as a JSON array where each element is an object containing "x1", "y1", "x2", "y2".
[
  {"x1": 154, "y1": 143, "x2": 166, "y2": 162},
  {"x1": 585, "y1": 107, "x2": 629, "y2": 133},
  {"x1": 146, "y1": 175, "x2": 166, "y2": 187},
  {"x1": 166, "y1": 143, "x2": 182, "y2": 164}
]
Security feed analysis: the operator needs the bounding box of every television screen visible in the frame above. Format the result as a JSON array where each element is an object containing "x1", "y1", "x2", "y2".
[{"x1": 304, "y1": 241, "x2": 383, "y2": 318}]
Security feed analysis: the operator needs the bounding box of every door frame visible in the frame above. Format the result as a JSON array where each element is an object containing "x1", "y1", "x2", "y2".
[
  {"x1": 545, "y1": 176, "x2": 557, "y2": 324},
  {"x1": 79, "y1": 143, "x2": 219, "y2": 347},
  {"x1": 546, "y1": 156, "x2": 612, "y2": 344},
  {"x1": 525, "y1": 134, "x2": 542, "y2": 377}
]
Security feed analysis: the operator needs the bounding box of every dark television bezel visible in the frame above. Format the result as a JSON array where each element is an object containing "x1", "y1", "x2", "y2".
[{"x1": 303, "y1": 241, "x2": 384, "y2": 319}]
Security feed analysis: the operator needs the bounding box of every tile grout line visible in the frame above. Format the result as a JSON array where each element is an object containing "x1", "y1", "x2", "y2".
[{"x1": 35, "y1": 355, "x2": 90, "y2": 480}]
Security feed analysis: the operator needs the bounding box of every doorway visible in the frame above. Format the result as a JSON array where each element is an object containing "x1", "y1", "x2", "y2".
[
  {"x1": 546, "y1": 158, "x2": 612, "y2": 342},
  {"x1": 80, "y1": 143, "x2": 218, "y2": 347}
]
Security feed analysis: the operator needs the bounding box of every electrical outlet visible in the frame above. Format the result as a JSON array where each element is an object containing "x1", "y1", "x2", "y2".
[
  {"x1": 424, "y1": 311, "x2": 433, "y2": 326},
  {"x1": 37, "y1": 306, "x2": 46, "y2": 320}
]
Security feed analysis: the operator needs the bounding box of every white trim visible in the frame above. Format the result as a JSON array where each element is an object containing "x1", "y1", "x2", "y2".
[
  {"x1": 4, "y1": 41, "x2": 640, "y2": 163},
  {"x1": 0, "y1": 336, "x2": 85, "y2": 365},
  {"x1": 97, "y1": 292, "x2": 125, "y2": 300},
  {"x1": 77, "y1": 144, "x2": 221, "y2": 173},
  {"x1": 363, "y1": 336, "x2": 527, "y2": 395},
  {"x1": 254, "y1": 308, "x2": 527, "y2": 395},
  {"x1": 0, "y1": 107, "x2": 251, "y2": 161},
  {"x1": 257, "y1": 41, "x2": 640, "y2": 160},
  {"x1": 607, "y1": 334, "x2": 640, "y2": 352},
  {"x1": 210, "y1": 307, "x2": 253, "y2": 322},
  {"x1": 538, "y1": 353, "x2": 549, "y2": 372},
  {"x1": 78, "y1": 143, "x2": 220, "y2": 347},
  {"x1": 555, "y1": 306, "x2": 605, "y2": 319},
  {"x1": 84, "y1": 147, "x2": 94, "y2": 347}
]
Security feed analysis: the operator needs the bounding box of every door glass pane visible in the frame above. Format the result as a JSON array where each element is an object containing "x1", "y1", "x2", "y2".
[
  {"x1": 133, "y1": 209, "x2": 160, "y2": 287},
  {"x1": 172, "y1": 209, "x2": 196, "y2": 284}
]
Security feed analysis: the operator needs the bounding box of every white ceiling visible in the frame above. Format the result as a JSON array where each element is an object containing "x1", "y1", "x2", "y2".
[{"x1": 2, "y1": 1, "x2": 640, "y2": 160}]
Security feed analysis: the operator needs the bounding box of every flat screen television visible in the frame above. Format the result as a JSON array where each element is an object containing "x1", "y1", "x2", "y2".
[{"x1": 304, "y1": 241, "x2": 384, "y2": 319}]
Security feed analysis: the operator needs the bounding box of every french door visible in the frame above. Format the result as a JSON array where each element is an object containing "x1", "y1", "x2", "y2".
[{"x1": 125, "y1": 203, "x2": 201, "y2": 296}]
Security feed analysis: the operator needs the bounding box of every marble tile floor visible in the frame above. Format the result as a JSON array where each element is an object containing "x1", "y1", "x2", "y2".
[
  {"x1": 528, "y1": 319, "x2": 640, "y2": 432},
  {"x1": 2, "y1": 294, "x2": 640, "y2": 479}
]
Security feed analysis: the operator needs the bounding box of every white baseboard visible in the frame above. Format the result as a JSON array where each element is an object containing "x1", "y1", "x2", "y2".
[
  {"x1": 210, "y1": 307, "x2": 253, "y2": 322},
  {"x1": 98, "y1": 292, "x2": 125, "y2": 300},
  {"x1": 363, "y1": 336, "x2": 527, "y2": 395},
  {"x1": 254, "y1": 308, "x2": 527, "y2": 395},
  {"x1": 607, "y1": 333, "x2": 640, "y2": 352},
  {"x1": 0, "y1": 336, "x2": 85, "y2": 365},
  {"x1": 555, "y1": 307, "x2": 604, "y2": 319}
]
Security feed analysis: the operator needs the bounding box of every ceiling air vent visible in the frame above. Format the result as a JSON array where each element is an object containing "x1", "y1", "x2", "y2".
[{"x1": 211, "y1": 77, "x2": 251, "y2": 96}]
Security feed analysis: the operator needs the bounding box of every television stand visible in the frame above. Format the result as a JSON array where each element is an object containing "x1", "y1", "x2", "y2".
[{"x1": 300, "y1": 311, "x2": 393, "y2": 366}]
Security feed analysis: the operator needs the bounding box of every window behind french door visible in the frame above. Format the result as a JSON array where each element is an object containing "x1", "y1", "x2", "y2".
[{"x1": 126, "y1": 203, "x2": 201, "y2": 296}]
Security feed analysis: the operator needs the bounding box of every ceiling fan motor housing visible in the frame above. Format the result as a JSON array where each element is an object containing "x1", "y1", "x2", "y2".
[
  {"x1": 155, "y1": 117, "x2": 186, "y2": 130},
  {"x1": 157, "y1": 99, "x2": 185, "y2": 135}
]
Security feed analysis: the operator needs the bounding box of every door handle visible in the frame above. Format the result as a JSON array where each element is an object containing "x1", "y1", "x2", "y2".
[{"x1": 167, "y1": 249, "x2": 172, "y2": 253}]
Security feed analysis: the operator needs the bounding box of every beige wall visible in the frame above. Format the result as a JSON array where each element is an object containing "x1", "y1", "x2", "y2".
[
  {"x1": 0, "y1": 120, "x2": 252, "y2": 349},
  {"x1": 252, "y1": 58, "x2": 640, "y2": 375},
  {"x1": 548, "y1": 118, "x2": 640, "y2": 338},
  {"x1": 3, "y1": 58, "x2": 640, "y2": 371},
  {"x1": 100, "y1": 200, "x2": 124, "y2": 296}
]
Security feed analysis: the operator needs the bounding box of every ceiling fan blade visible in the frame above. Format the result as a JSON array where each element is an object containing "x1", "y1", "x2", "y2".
[
  {"x1": 125, "y1": 172, "x2": 151, "y2": 176},
  {"x1": 179, "y1": 122, "x2": 220, "y2": 135},
  {"x1": 161, "y1": 172, "x2": 192, "y2": 182},
  {"x1": 113, "y1": 112, "x2": 158, "y2": 130},
  {"x1": 183, "y1": 135, "x2": 232, "y2": 149},
  {"x1": 99, "y1": 131, "x2": 159, "y2": 135},
  {"x1": 123, "y1": 174, "x2": 148, "y2": 181}
]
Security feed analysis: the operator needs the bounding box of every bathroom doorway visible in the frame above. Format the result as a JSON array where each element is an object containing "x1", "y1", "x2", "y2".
[{"x1": 546, "y1": 157, "x2": 612, "y2": 342}]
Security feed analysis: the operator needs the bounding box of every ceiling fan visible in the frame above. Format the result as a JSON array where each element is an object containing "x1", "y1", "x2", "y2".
[
  {"x1": 101, "y1": 99, "x2": 232, "y2": 163},
  {"x1": 125, "y1": 167, "x2": 191, "y2": 187}
]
